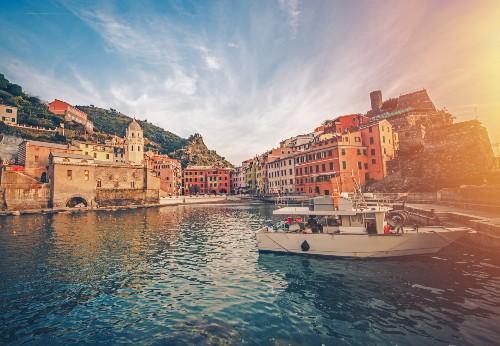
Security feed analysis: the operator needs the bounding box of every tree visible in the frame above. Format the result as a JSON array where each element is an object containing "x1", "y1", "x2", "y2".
[{"x1": 7, "y1": 84, "x2": 23, "y2": 96}]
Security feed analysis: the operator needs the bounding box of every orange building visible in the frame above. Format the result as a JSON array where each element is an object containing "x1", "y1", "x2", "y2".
[
  {"x1": 17, "y1": 140, "x2": 82, "y2": 181},
  {"x1": 294, "y1": 114, "x2": 397, "y2": 195},
  {"x1": 183, "y1": 165, "x2": 231, "y2": 195},
  {"x1": 295, "y1": 134, "x2": 368, "y2": 195},
  {"x1": 48, "y1": 99, "x2": 93, "y2": 134},
  {"x1": 144, "y1": 152, "x2": 182, "y2": 196}
]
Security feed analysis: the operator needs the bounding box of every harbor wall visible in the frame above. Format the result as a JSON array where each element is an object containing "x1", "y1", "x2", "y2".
[{"x1": 96, "y1": 189, "x2": 159, "y2": 207}]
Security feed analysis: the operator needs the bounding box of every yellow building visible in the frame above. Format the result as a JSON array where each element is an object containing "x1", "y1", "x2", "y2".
[
  {"x1": 76, "y1": 141, "x2": 115, "y2": 162},
  {"x1": 0, "y1": 105, "x2": 17, "y2": 125}
]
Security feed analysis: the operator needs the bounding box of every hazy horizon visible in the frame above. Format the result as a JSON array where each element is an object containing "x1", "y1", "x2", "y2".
[{"x1": 1, "y1": 0, "x2": 499, "y2": 163}]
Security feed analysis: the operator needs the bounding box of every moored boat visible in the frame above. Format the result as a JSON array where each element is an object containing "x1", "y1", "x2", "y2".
[{"x1": 256, "y1": 195, "x2": 472, "y2": 258}]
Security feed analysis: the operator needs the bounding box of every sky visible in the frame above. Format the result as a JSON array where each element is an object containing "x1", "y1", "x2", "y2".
[{"x1": 1, "y1": 0, "x2": 499, "y2": 162}]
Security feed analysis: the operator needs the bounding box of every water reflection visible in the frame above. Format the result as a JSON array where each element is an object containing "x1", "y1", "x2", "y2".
[{"x1": 0, "y1": 204, "x2": 499, "y2": 345}]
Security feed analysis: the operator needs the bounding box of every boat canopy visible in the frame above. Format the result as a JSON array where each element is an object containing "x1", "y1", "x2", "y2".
[{"x1": 272, "y1": 206, "x2": 390, "y2": 216}]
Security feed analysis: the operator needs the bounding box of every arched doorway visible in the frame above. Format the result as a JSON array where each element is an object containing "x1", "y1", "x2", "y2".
[{"x1": 66, "y1": 196, "x2": 88, "y2": 208}]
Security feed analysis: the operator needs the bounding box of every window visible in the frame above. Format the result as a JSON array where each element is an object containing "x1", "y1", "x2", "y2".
[
  {"x1": 322, "y1": 164, "x2": 326, "y2": 172},
  {"x1": 364, "y1": 163, "x2": 368, "y2": 169},
  {"x1": 6, "y1": 108, "x2": 12, "y2": 113},
  {"x1": 67, "y1": 170, "x2": 72, "y2": 180},
  {"x1": 131, "y1": 181, "x2": 135, "y2": 188},
  {"x1": 316, "y1": 165, "x2": 319, "y2": 173},
  {"x1": 355, "y1": 137, "x2": 361, "y2": 142},
  {"x1": 329, "y1": 162, "x2": 334, "y2": 170},
  {"x1": 371, "y1": 149, "x2": 375, "y2": 155},
  {"x1": 358, "y1": 162, "x2": 362, "y2": 169},
  {"x1": 369, "y1": 127, "x2": 372, "y2": 133},
  {"x1": 34, "y1": 155, "x2": 39, "y2": 162},
  {"x1": 137, "y1": 146, "x2": 141, "y2": 151},
  {"x1": 341, "y1": 149, "x2": 346, "y2": 155},
  {"x1": 94, "y1": 153, "x2": 97, "y2": 158},
  {"x1": 384, "y1": 148, "x2": 387, "y2": 154},
  {"x1": 84, "y1": 170, "x2": 89, "y2": 181},
  {"x1": 342, "y1": 161, "x2": 347, "y2": 169},
  {"x1": 372, "y1": 159, "x2": 376, "y2": 164},
  {"x1": 357, "y1": 149, "x2": 361, "y2": 155},
  {"x1": 370, "y1": 137, "x2": 374, "y2": 144},
  {"x1": 383, "y1": 136, "x2": 386, "y2": 144},
  {"x1": 97, "y1": 179, "x2": 102, "y2": 188},
  {"x1": 106, "y1": 154, "x2": 110, "y2": 159}
]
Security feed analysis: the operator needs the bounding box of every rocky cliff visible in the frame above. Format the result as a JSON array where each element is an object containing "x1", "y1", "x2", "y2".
[
  {"x1": 368, "y1": 120, "x2": 495, "y2": 192},
  {"x1": 171, "y1": 133, "x2": 234, "y2": 168}
]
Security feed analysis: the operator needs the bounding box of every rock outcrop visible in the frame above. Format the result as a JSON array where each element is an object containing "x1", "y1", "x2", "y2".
[
  {"x1": 171, "y1": 134, "x2": 233, "y2": 168},
  {"x1": 368, "y1": 120, "x2": 495, "y2": 192}
]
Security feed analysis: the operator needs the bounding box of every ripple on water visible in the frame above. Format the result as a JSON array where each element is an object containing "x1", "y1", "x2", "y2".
[{"x1": 1, "y1": 204, "x2": 500, "y2": 345}]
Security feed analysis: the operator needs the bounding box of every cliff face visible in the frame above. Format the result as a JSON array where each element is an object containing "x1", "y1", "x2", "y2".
[
  {"x1": 171, "y1": 134, "x2": 233, "y2": 168},
  {"x1": 368, "y1": 120, "x2": 495, "y2": 192}
]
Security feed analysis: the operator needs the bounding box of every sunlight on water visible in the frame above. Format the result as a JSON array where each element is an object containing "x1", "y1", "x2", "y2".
[{"x1": 1, "y1": 204, "x2": 500, "y2": 345}]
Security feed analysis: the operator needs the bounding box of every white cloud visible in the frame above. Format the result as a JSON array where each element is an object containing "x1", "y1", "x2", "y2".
[
  {"x1": 278, "y1": 0, "x2": 301, "y2": 38},
  {"x1": 164, "y1": 68, "x2": 198, "y2": 96}
]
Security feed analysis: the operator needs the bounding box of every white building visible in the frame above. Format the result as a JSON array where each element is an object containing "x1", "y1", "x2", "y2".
[
  {"x1": 125, "y1": 119, "x2": 144, "y2": 165},
  {"x1": 266, "y1": 154, "x2": 296, "y2": 194}
]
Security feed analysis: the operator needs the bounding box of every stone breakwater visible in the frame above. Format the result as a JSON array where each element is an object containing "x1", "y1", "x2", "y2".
[{"x1": 0, "y1": 195, "x2": 245, "y2": 217}]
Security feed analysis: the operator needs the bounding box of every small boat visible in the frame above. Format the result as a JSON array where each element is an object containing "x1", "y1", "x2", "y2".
[{"x1": 256, "y1": 194, "x2": 473, "y2": 258}]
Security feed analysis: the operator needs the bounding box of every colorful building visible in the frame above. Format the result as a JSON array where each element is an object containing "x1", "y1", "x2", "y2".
[
  {"x1": 17, "y1": 140, "x2": 82, "y2": 181},
  {"x1": 48, "y1": 99, "x2": 93, "y2": 134},
  {"x1": 267, "y1": 153, "x2": 296, "y2": 194},
  {"x1": 231, "y1": 165, "x2": 247, "y2": 194},
  {"x1": 0, "y1": 105, "x2": 17, "y2": 125},
  {"x1": 183, "y1": 165, "x2": 231, "y2": 195},
  {"x1": 75, "y1": 141, "x2": 115, "y2": 162},
  {"x1": 144, "y1": 152, "x2": 182, "y2": 196}
]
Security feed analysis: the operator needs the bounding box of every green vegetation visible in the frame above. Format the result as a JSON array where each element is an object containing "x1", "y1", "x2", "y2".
[
  {"x1": 77, "y1": 105, "x2": 188, "y2": 154},
  {"x1": 0, "y1": 73, "x2": 61, "y2": 129},
  {"x1": 0, "y1": 72, "x2": 233, "y2": 167}
]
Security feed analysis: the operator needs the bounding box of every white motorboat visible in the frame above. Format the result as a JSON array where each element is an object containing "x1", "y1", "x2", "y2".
[{"x1": 256, "y1": 195, "x2": 472, "y2": 258}]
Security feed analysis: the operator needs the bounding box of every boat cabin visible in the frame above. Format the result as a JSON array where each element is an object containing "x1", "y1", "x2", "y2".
[{"x1": 272, "y1": 196, "x2": 390, "y2": 235}]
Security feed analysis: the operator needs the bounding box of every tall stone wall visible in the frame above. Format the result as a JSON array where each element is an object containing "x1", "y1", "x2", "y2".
[{"x1": 0, "y1": 169, "x2": 49, "y2": 210}]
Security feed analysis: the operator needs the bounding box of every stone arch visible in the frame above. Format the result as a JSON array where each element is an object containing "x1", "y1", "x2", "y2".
[{"x1": 66, "y1": 196, "x2": 89, "y2": 208}]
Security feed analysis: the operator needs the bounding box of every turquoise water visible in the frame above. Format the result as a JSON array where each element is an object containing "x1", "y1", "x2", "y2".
[{"x1": 1, "y1": 204, "x2": 500, "y2": 345}]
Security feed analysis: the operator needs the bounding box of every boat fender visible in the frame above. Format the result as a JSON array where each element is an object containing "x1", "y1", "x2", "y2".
[{"x1": 301, "y1": 240, "x2": 310, "y2": 251}]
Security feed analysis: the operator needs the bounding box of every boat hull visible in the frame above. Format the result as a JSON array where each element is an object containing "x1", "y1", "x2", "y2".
[{"x1": 256, "y1": 228, "x2": 470, "y2": 258}]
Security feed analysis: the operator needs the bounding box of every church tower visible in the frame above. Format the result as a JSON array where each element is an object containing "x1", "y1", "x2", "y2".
[{"x1": 125, "y1": 119, "x2": 144, "y2": 165}]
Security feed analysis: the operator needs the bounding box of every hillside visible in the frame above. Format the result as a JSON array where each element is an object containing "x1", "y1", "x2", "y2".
[
  {"x1": 172, "y1": 133, "x2": 234, "y2": 168},
  {"x1": 0, "y1": 72, "x2": 233, "y2": 168},
  {"x1": 0, "y1": 73, "x2": 62, "y2": 130},
  {"x1": 77, "y1": 105, "x2": 188, "y2": 154}
]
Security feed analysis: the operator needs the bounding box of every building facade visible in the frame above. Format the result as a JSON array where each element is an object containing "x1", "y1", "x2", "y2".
[
  {"x1": 266, "y1": 154, "x2": 296, "y2": 194},
  {"x1": 0, "y1": 105, "x2": 17, "y2": 125},
  {"x1": 183, "y1": 165, "x2": 231, "y2": 195},
  {"x1": 76, "y1": 141, "x2": 115, "y2": 162},
  {"x1": 144, "y1": 152, "x2": 182, "y2": 196},
  {"x1": 17, "y1": 140, "x2": 81, "y2": 180},
  {"x1": 48, "y1": 99, "x2": 93, "y2": 134},
  {"x1": 48, "y1": 152, "x2": 160, "y2": 208}
]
